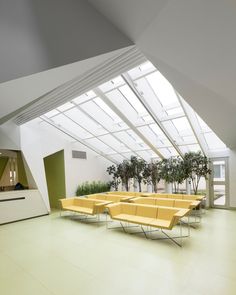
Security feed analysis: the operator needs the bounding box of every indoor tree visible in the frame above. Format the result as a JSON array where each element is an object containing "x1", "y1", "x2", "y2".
[
  {"x1": 159, "y1": 156, "x2": 186, "y2": 193},
  {"x1": 130, "y1": 156, "x2": 146, "y2": 192},
  {"x1": 143, "y1": 161, "x2": 161, "y2": 193},
  {"x1": 106, "y1": 164, "x2": 120, "y2": 191},
  {"x1": 183, "y1": 151, "x2": 211, "y2": 195},
  {"x1": 117, "y1": 160, "x2": 133, "y2": 191}
]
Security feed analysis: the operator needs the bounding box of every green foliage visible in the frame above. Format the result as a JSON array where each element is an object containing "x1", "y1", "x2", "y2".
[
  {"x1": 159, "y1": 157, "x2": 186, "y2": 193},
  {"x1": 143, "y1": 161, "x2": 161, "y2": 193},
  {"x1": 106, "y1": 165, "x2": 121, "y2": 191},
  {"x1": 117, "y1": 160, "x2": 133, "y2": 191},
  {"x1": 130, "y1": 156, "x2": 146, "y2": 192},
  {"x1": 183, "y1": 151, "x2": 211, "y2": 195},
  {"x1": 106, "y1": 152, "x2": 211, "y2": 194},
  {"x1": 76, "y1": 181, "x2": 110, "y2": 196}
]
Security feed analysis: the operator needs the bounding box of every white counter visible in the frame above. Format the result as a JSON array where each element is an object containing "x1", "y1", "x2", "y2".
[{"x1": 0, "y1": 189, "x2": 48, "y2": 224}]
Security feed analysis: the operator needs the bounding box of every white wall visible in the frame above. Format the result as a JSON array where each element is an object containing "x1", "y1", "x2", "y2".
[
  {"x1": 229, "y1": 150, "x2": 236, "y2": 208},
  {"x1": 20, "y1": 119, "x2": 112, "y2": 210},
  {"x1": 0, "y1": 121, "x2": 20, "y2": 149},
  {"x1": 0, "y1": 0, "x2": 132, "y2": 84}
]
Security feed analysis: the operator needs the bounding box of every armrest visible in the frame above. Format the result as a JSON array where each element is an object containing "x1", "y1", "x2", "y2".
[
  {"x1": 106, "y1": 203, "x2": 120, "y2": 209},
  {"x1": 59, "y1": 198, "x2": 74, "y2": 208},
  {"x1": 128, "y1": 197, "x2": 140, "y2": 203},
  {"x1": 106, "y1": 203, "x2": 122, "y2": 217},
  {"x1": 174, "y1": 209, "x2": 190, "y2": 218},
  {"x1": 95, "y1": 201, "x2": 112, "y2": 207},
  {"x1": 191, "y1": 201, "x2": 201, "y2": 208}
]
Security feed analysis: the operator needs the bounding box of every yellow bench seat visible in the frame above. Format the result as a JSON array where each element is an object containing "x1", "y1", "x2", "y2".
[{"x1": 107, "y1": 203, "x2": 189, "y2": 230}]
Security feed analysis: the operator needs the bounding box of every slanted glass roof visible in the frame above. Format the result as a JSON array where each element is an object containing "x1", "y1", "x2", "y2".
[{"x1": 40, "y1": 61, "x2": 227, "y2": 163}]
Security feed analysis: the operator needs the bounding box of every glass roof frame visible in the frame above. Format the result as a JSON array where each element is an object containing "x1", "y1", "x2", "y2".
[{"x1": 40, "y1": 60, "x2": 227, "y2": 162}]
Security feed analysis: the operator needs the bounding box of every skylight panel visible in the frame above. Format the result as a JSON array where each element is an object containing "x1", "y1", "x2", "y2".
[
  {"x1": 204, "y1": 133, "x2": 226, "y2": 150},
  {"x1": 166, "y1": 107, "x2": 183, "y2": 116},
  {"x1": 136, "y1": 150, "x2": 152, "y2": 161},
  {"x1": 57, "y1": 102, "x2": 74, "y2": 112},
  {"x1": 72, "y1": 94, "x2": 93, "y2": 105},
  {"x1": 168, "y1": 147, "x2": 179, "y2": 156},
  {"x1": 119, "y1": 85, "x2": 147, "y2": 115},
  {"x1": 134, "y1": 77, "x2": 164, "y2": 120},
  {"x1": 105, "y1": 89, "x2": 144, "y2": 126},
  {"x1": 65, "y1": 108, "x2": 107, "y2": 136},
  {"x1": 109, "y1": 154, "x2": 125, "y2": 163},
  {"x1": 127, "y1": 61, "x2": 155, "y2": 80},
  {"x1": 85, "y1": 137, "x2": 115, "y2": 154},
  {"x1": 98, "y1": 134, "x2": 130, "y2": 153},
  {"x1": 80, "y1": 100, "x2": 127, "y2": 132},
  {"x1": 172, "y1": 117, "x2": 192, "y2": 133},
  {"x1": 114, "y1": 130, "x2": 148, "y2": 151},
  {"x1": 99, "y1": 76, "x2": 125, "y2": 92},
  {"x1": 141, "y1": 114, "x2": 154, "y2": 124},
  {"x1": 50, "y1": 114, "x2": 91, "y2": 139},
  {"x1": 146, "y1": 71, "x2": 179, "y2": 107},
  {"x1": 44, "y1": 109, "x2": 60, "y2": 118},
  {"x1": 38, "y1": 59, "x2": 228, "y2": 160},
  {"x1": 93, "y1": 97, "x2": 121, "y2": 123},
  {"x1": 196, "y1": 114, "x2": 211, "y2": 132}
]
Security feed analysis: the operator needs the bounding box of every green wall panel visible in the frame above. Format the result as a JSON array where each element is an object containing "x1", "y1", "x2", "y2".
[
  {"x1": 17, "y1": 151, "x2": 28, "y2": 186},
  {"x1": 0, "y1": 156, "x2": 9, "y2": 180},
  {"x1": 43, "y1": 150, "x2": 66, "y2": 209}
]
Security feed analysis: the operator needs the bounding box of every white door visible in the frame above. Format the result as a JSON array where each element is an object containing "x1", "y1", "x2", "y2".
[{"x1": 210, "y1": 158, "x2": 229, "y2": 208}]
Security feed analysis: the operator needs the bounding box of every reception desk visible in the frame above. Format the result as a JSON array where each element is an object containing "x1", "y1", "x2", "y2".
[{"x1": 0, "y1": 189, "x2": 48, "y2": 224}]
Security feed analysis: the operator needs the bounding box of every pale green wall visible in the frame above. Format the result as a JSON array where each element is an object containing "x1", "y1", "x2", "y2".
[
  {"x1": 43, "y1": 150, "x2": 66, "y2": 209},
  {"x1": 0, "y1": 156, "x2": 9, "y2": 180},
  {"x1": 17, "y1": 151, "x2": 28, "y2": 187}
]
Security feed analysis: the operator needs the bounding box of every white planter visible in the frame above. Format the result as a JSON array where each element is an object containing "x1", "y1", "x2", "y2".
[
  {"x1": 165, "y1": 182, "x2": 173, "y2": 193},
  {"x1": 186, "y1": 179, "x2": 191, "y2": 194},
  {"x1": 147, "y1": 184, "x2": 153, "y2": 193},
  {"x1": 133, "y1": 180, "x2": 139, "y2": 192}
]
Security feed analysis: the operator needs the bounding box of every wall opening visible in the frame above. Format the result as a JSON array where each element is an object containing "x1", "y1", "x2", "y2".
[{"x1": 43, "y1": 150, "x2": 66, "y2": 209}]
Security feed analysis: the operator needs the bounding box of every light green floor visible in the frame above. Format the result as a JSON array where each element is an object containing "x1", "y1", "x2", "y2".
[{"x1": 0, "y1": 209, "x2": 236, "y2": 295}]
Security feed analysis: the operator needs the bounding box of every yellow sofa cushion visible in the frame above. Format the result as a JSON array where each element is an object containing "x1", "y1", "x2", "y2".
[
  {"x1": 136, "y1": 204, "x2": 157, "y2": 218},
  {"x1": 121, "y1": 203, "x2": 137, "y2": 215},
  {"x1": 157, "y1": 207, "x2": 179, "y2": 220},
  {"x1": 155, "y1": 199, "x2": 175, "y2": 207}
]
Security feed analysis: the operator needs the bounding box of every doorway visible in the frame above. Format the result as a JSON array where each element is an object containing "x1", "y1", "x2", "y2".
[
  {"x1": 209, "y1": 157, "x2": 229, "y2": 208},
  {"x1": 43, "y1": 150, "x2": 66, "y2": 209}
]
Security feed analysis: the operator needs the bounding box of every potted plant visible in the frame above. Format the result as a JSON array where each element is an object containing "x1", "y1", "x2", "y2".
[
  {"x1": 117, "y1": 160, "x2": 133, "y2": 191},
  {"x1": 106, "y1": 164, "x2": 121, "y2": 191},
  {"x1": 183, "y1": 151, "x2": 211, "y2": 195},
  {"x1": 130, "y1": 156, "x2": 146, "y2": 192},
  {"x1": 143, "y1": 161, "x2": 161, "y2": 193}
]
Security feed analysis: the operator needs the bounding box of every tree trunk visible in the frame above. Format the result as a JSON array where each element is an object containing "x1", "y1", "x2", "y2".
[
  {"x1": 153, "y1": 183, "x2": 157, "y2": 193},
  {"x1": 138, "y1": 181, "x2": 142, "y2": 192}
]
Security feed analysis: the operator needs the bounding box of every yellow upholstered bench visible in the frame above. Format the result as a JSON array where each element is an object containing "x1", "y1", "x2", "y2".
[
  {"x1": 59, "y1": 197, "x2": 110, "y2": 220},
  {"x1": 106, "y1": 191, "x2": 143, "y2": 197},
  {"x1": 141, "y1": 193, "x2": 205, "y2": 201},
  {"x1": 86, "y1": 193, "x2": 132, "y2": 203},
  {"x1": 106, "y1": 203, "x2": 190, "y2": 246},
  {"x1": 131, "y1": 197, "x2": 200, "y2": 210}
]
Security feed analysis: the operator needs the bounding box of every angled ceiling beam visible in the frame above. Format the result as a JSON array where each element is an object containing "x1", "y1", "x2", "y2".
[
  {"x1": 122, "y1": 73, "x2": 184, "y2": 158},
  {"x1": 176, "y1": 93, "x2": 208, "y2": 156},
  {"x1": 94, "y1": 88, "x2": 163, "y2": 159},
  {"x1": 40, "y1": 116, "x2": 118, "y2": 164},
  {"x1": 57, "y1": 110, "x2": 128, "y2": 160},
  {"x1": 73, "y1": 103, "x2": 141, "y2": 159}
]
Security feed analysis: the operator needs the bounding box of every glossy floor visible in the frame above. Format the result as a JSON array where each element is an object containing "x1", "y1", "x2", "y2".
[{"x1": 0, "y1": 209, "x2": 236, "y2": 295}]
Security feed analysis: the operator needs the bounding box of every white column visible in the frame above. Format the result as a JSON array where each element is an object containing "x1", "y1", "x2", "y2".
[
  {"x1": 186, "y1": 178, "x2": 191, "y2": 194},
  {"x1": 165, "y1": 182, "x2": 172, "y2": 193}
]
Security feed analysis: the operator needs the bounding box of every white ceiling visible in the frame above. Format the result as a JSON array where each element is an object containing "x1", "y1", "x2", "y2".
[
  {"x1": 0, "y1": 46, "x2": 133, "y2": 123},
  {"x1": 88, "y1": 0, "x2": 236, "y2": 148},
  {"x1": 1, "y1": 0, "x2": 236, "y2": 150}
]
